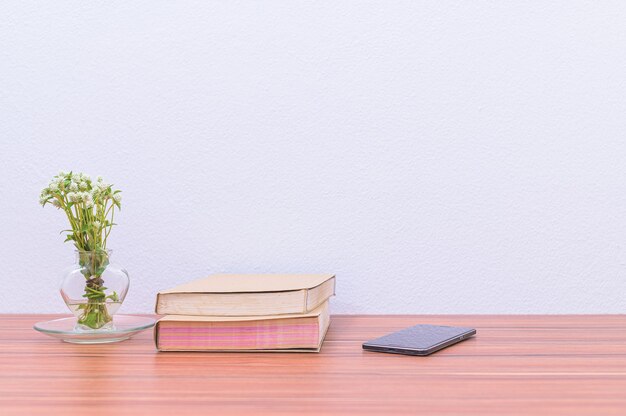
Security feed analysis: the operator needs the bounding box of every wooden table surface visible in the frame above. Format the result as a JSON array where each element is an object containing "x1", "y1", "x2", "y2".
[{"x1": 1, "y1": 314, "x2": 625, "y2": 415}]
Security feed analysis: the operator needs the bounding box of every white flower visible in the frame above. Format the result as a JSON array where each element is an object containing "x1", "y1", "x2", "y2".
[
  {"x1": 96, "y1": 176, "x2": 104, "y2": 182},
  {"x1": 83, "y1": 192, "x2": 93, "y2": 207},
  {"x1": 81, "y1": 174, "x2": 91, "y2": 182},
  {"x1": 71, "y1": 173, "x2": 80, "y2": 181},
  {"x1": 67, "y1": 192, "x2": 79, "y2": 202},
  {"x1": 69, "y1": 182, "x2": 78, "y2": 191},
  {"x1": 93, "y1": 220, "x2": 101, "y2": 229},
  {"x1": 51, "y1": 199, "x2": 62, "y2": 208},
  {"x1": 113, "y1": 193, "x2": 122, "y2": 203},
  {"x1": 58, "y1": 171, "x2": 66, "y2": 177},
  {"x1": 49, "y1": 182, "x2": 59, "y2": 192},
  {"x1": 96, "y1": 182, "x2": 109, "y2": 191},
  {"x1": 79, "y1": 181, "x2": 88, "y2": 190},
  {"x1": 39, "y1": 195, "x2": 48, "y2": 206}
]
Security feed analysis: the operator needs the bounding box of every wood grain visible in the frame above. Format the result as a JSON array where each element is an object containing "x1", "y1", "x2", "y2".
[{"x1": 1, "y1": 314, "x2": 625, "y2": 415}]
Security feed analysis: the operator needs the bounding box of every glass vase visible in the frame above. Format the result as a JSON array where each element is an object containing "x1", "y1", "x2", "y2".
[{"x1": 60, "y1": 250, "x2": 129, "y2": 331}]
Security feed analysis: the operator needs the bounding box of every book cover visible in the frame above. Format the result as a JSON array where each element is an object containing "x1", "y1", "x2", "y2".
[{"x1": 155, "y1": 273, "x2": 335, "y2": 316}]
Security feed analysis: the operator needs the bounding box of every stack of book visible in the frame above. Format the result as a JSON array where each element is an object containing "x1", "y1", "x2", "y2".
[{"x1": 154, "y1": 273, "x2": 336, "y2": 352}]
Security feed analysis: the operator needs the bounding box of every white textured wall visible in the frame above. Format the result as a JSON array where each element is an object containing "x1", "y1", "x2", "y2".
[{"x1": 1, "y1": 1, "x2": 626, "y2": 314}]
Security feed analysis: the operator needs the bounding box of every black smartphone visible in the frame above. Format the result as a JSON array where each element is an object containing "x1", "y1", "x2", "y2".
[{"x1": 362, "y1": 324, "x2": 476, "y2": 356}]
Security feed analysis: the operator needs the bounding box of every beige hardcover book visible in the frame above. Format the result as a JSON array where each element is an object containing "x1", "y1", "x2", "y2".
[
  {"x1": 155, "y1": 273, "x2": 335, "y2": 316},
  {"x1": 155, "y1": 301, "x2": 330, "y2": 352}
]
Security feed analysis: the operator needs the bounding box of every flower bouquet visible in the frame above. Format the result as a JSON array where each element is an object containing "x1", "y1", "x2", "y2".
[{"x1": 40, "y1": 171, "x2": 128, "y2": 330}]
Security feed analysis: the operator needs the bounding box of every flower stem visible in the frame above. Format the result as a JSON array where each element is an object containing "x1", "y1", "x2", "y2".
[{"x1": 77, "y1": 250, "x2": 112, "y2": 329}]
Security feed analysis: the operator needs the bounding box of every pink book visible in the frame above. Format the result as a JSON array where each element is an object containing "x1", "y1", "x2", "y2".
[{"x1": 155, "y1": 301, "x2": 330, "y2": 352}]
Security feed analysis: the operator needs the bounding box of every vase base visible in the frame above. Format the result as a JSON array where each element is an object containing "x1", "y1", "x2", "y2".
[{"x1": 74, "y1": 321, "x2": 116, "y2": 332}]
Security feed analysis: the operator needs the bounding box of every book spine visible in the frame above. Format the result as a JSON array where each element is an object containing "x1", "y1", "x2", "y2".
[{"x1": 154, "y1": 293, "x2": 161, "y2": 314}]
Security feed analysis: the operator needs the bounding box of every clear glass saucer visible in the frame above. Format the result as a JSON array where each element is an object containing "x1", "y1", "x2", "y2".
[{"x1": 34, "y1": 315, "x2": 156, "y2": 344}]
